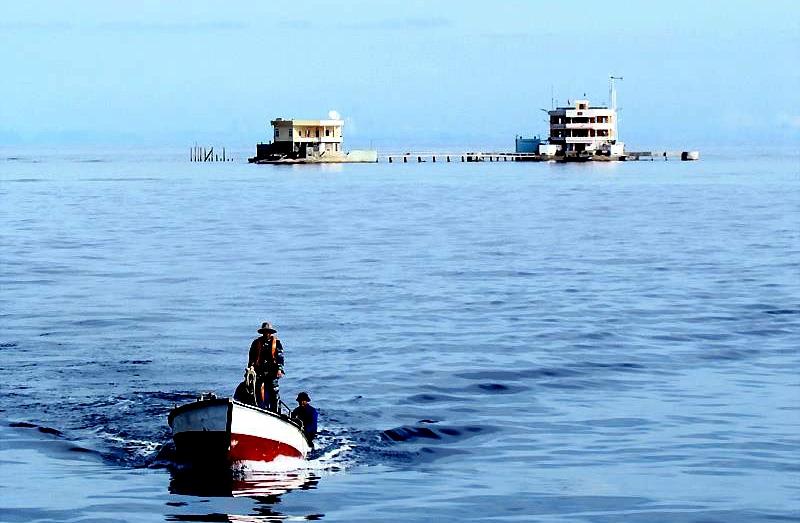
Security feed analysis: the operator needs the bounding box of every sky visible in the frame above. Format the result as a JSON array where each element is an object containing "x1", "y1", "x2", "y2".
[{"x1": 1, "y1": 0, "x2": 799, "y2": 149}]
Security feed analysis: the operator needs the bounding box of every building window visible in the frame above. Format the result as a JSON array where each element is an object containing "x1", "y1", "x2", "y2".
[
  {"x1": 325, "y1": 129, "x2": 330, "y2": 137},
  {"x1": 316, "y1": 129, "x2": 320, "y2": 138}
]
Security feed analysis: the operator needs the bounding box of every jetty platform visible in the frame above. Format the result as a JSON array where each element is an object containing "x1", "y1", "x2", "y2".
[{"x1": 380, "y1": 150, "x2": 699, "y2": 163}]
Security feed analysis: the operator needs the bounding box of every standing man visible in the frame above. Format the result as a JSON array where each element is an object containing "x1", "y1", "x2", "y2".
[
  {"x1": 247, "y1": 321, "x2": 284, "y2": 412},
  {"x1": 292, "y1": 392, "x2": 318, "y2": 443}
]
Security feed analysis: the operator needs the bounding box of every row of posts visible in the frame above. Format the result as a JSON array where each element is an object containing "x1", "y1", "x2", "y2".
[
  {"x1": 190, "y1": 146, "x2": 233, "y2": 162},
  {"x1": 387, "y1": 155, "x2": 513, "y2": 163}
]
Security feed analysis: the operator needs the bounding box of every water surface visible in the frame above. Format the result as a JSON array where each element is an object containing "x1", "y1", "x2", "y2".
[{"x1": 1, "y1": 150, "x2": 798, "y2": 521}]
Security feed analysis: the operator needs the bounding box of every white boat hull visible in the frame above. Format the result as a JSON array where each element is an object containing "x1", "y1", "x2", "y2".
[{"x1": 168, "y1": 398, "x2": 310, "y2": 467}]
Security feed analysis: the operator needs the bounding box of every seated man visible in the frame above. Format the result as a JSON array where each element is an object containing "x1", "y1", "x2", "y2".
[
  {"x1": 291, "y1": 392, "x2": 318, "y2": 443},
  {"x1": 233, "y1": 380, "x2": 255, "y2": 406}
]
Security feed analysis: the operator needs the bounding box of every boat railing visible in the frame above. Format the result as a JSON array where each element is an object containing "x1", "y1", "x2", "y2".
[{"x1": 277, "y1": 399, "x2": 293, "y2": 419}]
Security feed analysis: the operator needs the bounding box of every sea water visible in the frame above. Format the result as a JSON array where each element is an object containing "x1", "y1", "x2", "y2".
[{"x1": 1, "y1": 149, "x2": 798, "y2": 522}]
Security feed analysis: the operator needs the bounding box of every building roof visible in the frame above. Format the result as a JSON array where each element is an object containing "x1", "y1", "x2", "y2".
[
  {"x1": 548, "y1": 99, "x2": 612, "y2": 113},
  {"x1": 271, "y1": 119, "x2": 344, "y2": 127}
]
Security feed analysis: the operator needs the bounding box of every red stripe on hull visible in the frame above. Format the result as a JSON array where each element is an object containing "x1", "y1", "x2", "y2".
[{"x1": 229, "y1": 432, "x2": 303, "y2": 462}]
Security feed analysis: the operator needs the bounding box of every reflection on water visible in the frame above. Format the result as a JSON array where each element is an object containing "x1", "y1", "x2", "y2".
[
  {"x1": 169, "y1": 467, "x2": 320, "y2": 498},
  {"x1": 168, "y1": 468, "x2": 322, "y2": 522}
]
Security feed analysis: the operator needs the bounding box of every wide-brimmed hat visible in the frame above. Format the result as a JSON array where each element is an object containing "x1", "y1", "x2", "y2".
[
  {"x1": 296, "y1": 392, "x2": 311, "y2": 402},
  {"x1": 257, "y1": 321, "x2": 277, "y2": 334}
]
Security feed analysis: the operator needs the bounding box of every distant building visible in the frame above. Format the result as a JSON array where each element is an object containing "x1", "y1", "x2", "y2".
[
  {"x1": 249, "y1": 116, "x2": 377, "y2": 164},
  {"x1": 547, "y1": 99, "x2": 622, "y2": 154},
  {"x1": 262, "y1": 118, "x2": 344, "y2": 158}
]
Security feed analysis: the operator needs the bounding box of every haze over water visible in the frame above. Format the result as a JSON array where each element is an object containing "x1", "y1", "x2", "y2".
[{"x1": 1, "y1": 150, "x2": 798, "y2": 521}]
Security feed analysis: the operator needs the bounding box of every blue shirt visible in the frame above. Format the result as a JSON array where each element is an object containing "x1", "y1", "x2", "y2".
[{"x1": 292, "y1": 404, "x2": 318, "y2": 439}]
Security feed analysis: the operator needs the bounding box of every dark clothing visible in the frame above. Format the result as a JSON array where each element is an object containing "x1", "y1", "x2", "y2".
[
  {"x1": 292, "y1": 404, "x2": 318, "y2": 441},
  {"x1": 260, "y1": 380, "x2": 280, "y2": 411},
  {"x1": 233, "y1": 381, "x2": 255, "y2": 406},
  {"x1": 247, "y1": 335, "x2": 284, "y2": 412},
  {"x1": 248, "y1": 336, "x2": 284, "y2": 378}
]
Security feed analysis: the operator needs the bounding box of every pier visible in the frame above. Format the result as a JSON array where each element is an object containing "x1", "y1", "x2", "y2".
[
  {"x1": 382, "y1": 152, "x2": 536, "y2": 163},
  {"x1": 379, "y1": 150, "x2": 699, "y2": 163}
]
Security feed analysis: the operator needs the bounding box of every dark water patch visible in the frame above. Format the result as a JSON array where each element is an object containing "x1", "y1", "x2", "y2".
[
  {"x1": 0, "y1": 342, "x2": 18, "y2": 348},
  {"x1": 456, "y1": 366, "x2": 585, "y2": 381},
  {"x1": 84, "y1": 177, "x2": 161, "y2": 182},
  {"x1": 454, "y1": 362, "x2": 644, "y2": 394},
  {"x1": 9, "y1": 421, "x2": 38, "y2": 429},
  {"x1": 406, "y1": 392, "x2": 465, "y2": 404},
  {"x1": 684, "y1": 468, "x2": 747, "y2": 476},
  {"x1": 72, "y1": 318, "x2": 129, "y2": 328},
  {"x1": 765, "y1": 309, "x2": 800, "y2": 315},
  {"x1": 699, "y1": 348, "x2": 760, "y2": 361},
  {"x1": 684, "y1": 314, "x2": 740, "y2": 323},
  {"x1": 741, "y1": 303, "x2": 781, "y2": 311},
  {"x1": 539, "y1": 378, "x2": 633, "y2": 391},
  {"x1": 382, "y1": 423, "x2": 491, "y2": 444},
  {"x1": 69, "y1": 445, "x2": 103, "y2": 456},
  {"x1": 579, "y1": 330, "x2": 617, "y2": 340},
  {"x1": 471, "y1": 382, "x2": 529, "y2": 395},
  {"x1": 737, "y1": 328, "x2": 792, "y2": 336},
  {"x1": 166, "y1": 514, "x2": 231, "y2": 522},
  {"x1": 383, "y1": 425, "x2": 440, "y2": 442},
  {"x1": 141, "y1": 276, "x2": 201, "y2": 284},
  {"x1": 691, "y1": 332, "x2": 735, "y2": 341},
  {"x1": 9, "y1": 421, "x2": 64, "y2": 437},
  {"x1": 575, "y1": 361, "x2": 645, "y2": 372},
  {"x1": 37, "y1": 426, "x2": 64, "y2": 437},
  {"x1": 415, "y1": 446, "x2": 470, "y2": 461},
  {"x1": 648, "y1": 334, "x2": 694, "y2": 342}
]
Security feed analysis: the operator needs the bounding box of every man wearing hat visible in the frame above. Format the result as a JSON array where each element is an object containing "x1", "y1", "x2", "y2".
[
  {"x1": 247, "y1": 322, "x2": 285, "y2": 412},
  {"x1": 292, "y1": 391, "x2": 318, "y2": 443}
]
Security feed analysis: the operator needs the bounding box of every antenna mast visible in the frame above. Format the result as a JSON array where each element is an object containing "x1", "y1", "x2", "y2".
[{"x1": 610, "y1": 75, "x2": 623, "y2": 111}]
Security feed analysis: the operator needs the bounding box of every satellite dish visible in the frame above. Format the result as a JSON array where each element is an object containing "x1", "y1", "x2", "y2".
[{"x1": 328, "y1": 110, "x2": 341, "y2": 120}]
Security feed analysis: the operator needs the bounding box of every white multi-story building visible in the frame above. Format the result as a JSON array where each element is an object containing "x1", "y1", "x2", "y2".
[{"x1": 547, "y1": 99, "x2": 622, "y2": 154}]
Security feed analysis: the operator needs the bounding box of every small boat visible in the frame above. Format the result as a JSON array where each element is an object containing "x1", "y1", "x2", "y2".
[{"x1": 168, "y1": 394, "x2": 310, "y2": 469}]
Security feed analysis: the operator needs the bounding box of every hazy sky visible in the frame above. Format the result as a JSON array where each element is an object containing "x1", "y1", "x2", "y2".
[{"x1": 2, "y1": 1, "x2": 798, "y2": 149}]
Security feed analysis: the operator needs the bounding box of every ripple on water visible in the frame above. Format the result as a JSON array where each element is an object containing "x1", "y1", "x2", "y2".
[{"x1": 382, "y1": 423, "x2": 492, "y2": 443}]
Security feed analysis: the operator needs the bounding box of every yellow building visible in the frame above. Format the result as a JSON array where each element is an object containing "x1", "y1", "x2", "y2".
[
  {"x1": 250, "y1": 116, "x2": 377, "y2": 164},
  {"x1": 271, "y1": 118, "x2": 344, "y2": 155}
]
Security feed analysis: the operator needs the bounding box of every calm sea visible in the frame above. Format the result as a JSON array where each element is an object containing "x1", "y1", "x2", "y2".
[{"x1": 1, "y1": 149, "x2": 798, "y2": 522}]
